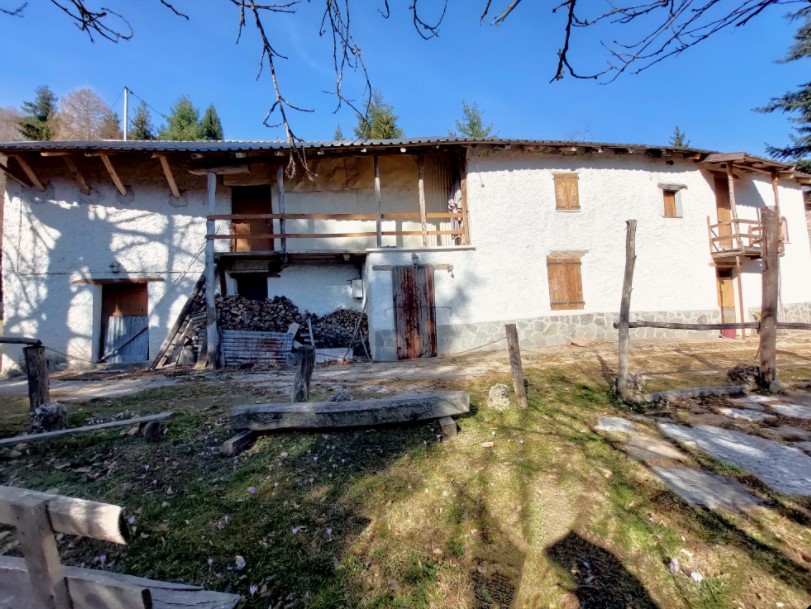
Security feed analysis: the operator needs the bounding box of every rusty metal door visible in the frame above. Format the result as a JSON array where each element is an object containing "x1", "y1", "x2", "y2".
[{"x1": 392, "y1": 265, "x2": 437, "y2": 359}]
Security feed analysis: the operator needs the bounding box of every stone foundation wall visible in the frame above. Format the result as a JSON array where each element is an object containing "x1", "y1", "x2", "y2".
[
  {"x1": 746, "y1": 301, "x2": 811, "y2": 324},
  {"x1": 373, "y1": 308, "x2": 722, "y2": 361}
]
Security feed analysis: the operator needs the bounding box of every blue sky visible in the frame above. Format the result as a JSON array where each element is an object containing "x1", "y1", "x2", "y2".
[{"x1": 0, "y1": 1, "x2": 806, "y2": 154}]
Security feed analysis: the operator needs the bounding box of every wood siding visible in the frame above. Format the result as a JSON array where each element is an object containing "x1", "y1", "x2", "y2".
[
  {"x1": 100, "y1": 283, "x2": 148, "y2": 363},
  {"x1": 554, "y1": 173, "x2": 580, "y2": 210},
  {"x1": 232, "y1": 185, "x2": 273, "y2": 252},
  {"x1": 392, "y1": 265, "x2": 437, "y2": 359},
  {"x1": 663, "y1": 190, "x2": 678, "y2": 218}
]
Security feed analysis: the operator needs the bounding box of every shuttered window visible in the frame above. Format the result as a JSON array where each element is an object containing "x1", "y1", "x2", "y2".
[
  {"x1": 554, "y1": 173, "x2": 580, "y2": 210},
  {"x1": 663, "y1": 190, "x2": 678, "y2": 218},
  {"x1": 547, "y1": 256, "x2": 584, "y2": 310}
]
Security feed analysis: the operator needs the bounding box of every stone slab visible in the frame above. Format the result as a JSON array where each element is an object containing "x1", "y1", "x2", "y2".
[
  {"x1": 650, "y1": 467, "x2": 764, "y2": 509},
  {"x1": 760, "y1": 425, "x2": 811, "y2": 442},
  {"x1": 729, "y1": 395, "x2": 779, "y2": 409},
  {"x1": 624, "y1": 434, "x2": 688, "y2": 464},
  {"x1": 768, "y1": 403, "x2": 811, "y2": 420},
  {"x1": 658, "y1": 423, "x2": 811, "y2": 496},
  {"x1": 594, "y1": 416, "x2": 635, "y2": 434},
  {"x1": 794, "y1": 441, "x2": 811, "y2": 454},
  {"x1": 716, "y1": 408, "x2": 776, "y2": 422}
]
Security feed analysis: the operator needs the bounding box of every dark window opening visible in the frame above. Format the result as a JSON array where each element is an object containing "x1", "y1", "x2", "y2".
[{"x1": 235, "y1": 274, "x2": 268, "y2": 300}]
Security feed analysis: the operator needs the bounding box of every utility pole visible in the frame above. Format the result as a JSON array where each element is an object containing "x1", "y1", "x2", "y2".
[{"x1": 123, "y1": 87, "x2": 129, "y2": 141}]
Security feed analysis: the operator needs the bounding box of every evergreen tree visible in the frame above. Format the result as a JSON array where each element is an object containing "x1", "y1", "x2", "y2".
[
  {"x1": 200, "y1": 104, "x2": 224, "y2": 140},
  {"x1": 159, "y1": 96, "x2": 202, "y2": 140},
  {"x1": 99, "y1": 110, "x2": 122, "y2": 139},
  {"x1": 353, "y1": 91, "x2": 404, "y2": 140},
  {"x1": 759, "y1": 9, "x2": 811, "y2": 171},
  {"x1": 334, "y1": 125, "x2": 344, "y2": 140},
  {"x1": 668, "y1": 126, "x2": 690, "y2": 147},
  {"x1": 449, "y1": 101, "x2": 494, "y2": 139},
  {"x1": 130, "y1": 101, "x2": 155, "y2": 140},
  {"x1": 19, "y1": 85, "x2": 57, "y2": 140}
]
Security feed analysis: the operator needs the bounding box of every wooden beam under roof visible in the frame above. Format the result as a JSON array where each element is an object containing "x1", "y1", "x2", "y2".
[
  {"x1": 0, "y1": 160, "x2": 30, "y2": 188},
  {"x1": 10, "y1": 155, "x2": 45, "y2": 191},
  {"x1": 97, "y1": 153, "x2": 127, "y2": 196},
  {"x1": 61, "y1": 156, "x2": 90, "y2": 195},
  {"x1": 153, "y1": 154, "x2": 181, "y2": 198},
  {"x1": 188, "y1": 164, "x2": 250, "y2": 176}
]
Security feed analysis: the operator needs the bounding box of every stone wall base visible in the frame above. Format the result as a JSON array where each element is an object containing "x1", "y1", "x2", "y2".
[{"x1": 372, "y1": 308, "x2": 723, "y2": 361}]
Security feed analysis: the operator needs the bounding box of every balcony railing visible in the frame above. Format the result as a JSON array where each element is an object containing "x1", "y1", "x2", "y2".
[
  {"x1": 206, "y1": 212, "x2": 467, "y2": 253},
  {"x1": 707, "y1": 217, "x2": 787, "y2": 260}
]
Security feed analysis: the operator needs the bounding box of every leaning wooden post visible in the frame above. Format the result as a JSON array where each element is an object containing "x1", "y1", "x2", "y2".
[
  {"x1": 505, "y1": 324, "x2": 528, "y2": 409},
  {"x1": 205, "y1": 172, "x2": 221, "y2": 369},
  {"x1": 292, "y1": 346, "x2": 315, "y2": 403},
  {"x1": 759, "y1": 207, "x2": 779, "y2": 388},
  {"x1": 23, "y1": 344, "x2": 49, "y2": 413},
  {"x1": 617, "y1": 219, "x2": 637, "y2": 402},
  {"x1": 374, "y1": 156, "x2": 382, "y2": 247},
  {"x1": 417, "y1": 155, "x2": 428, "y2": 247},
  {"x1": 276, "y1": 165, "x2": 287, "y2": 255}
]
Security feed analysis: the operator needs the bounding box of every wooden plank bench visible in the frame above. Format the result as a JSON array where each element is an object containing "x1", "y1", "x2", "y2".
[{"x1": 0, "y1": 485, "x2": 239, "y2": 609}]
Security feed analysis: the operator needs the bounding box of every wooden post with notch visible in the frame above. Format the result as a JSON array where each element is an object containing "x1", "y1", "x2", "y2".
[
  {"x1": 504, "y1": 324, "x2": 528, "y2": 409},
  {"x1": 23, "y1": 344, "x2": 49, "y2": 413},
  {"x1": 292, "y1": 346, "x2": 315, "y2": 403},
  {"x1": 759, "y1": 207, "x2": 779, "y2": 388},
  {"x1": 205, "y1": 172, "x2": 221, "y2": 369},
  {"x1": 374, "y1": 156, "x2": 382, "y2": 247},
  {"x1": 617, "y1": 219, "x2": 637, "y2": 402}
]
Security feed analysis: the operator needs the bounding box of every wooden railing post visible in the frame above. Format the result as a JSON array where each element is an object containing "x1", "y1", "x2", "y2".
[
  {"x1": 23, "y1": 344, "x2": 49, "y2": 413},
  {"x1": 276, "y1": 165, "x2": 287, "y2": 255},
  {"x1": 292, "y1": 346, "x2": 315, "y2": 402},
  {"x1": 205, "y1": 172, "x2": 221, "y2": 369},
  {"x1": 617, "y1": 219, "x2": 637, "y2": 402},
  {"x1": 505, "y1": 324, "x2": 528, "y2": 408}
]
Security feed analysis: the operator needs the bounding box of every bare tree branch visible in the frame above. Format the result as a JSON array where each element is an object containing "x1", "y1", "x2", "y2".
[{"x1": 0, "y1": 2, "x2": 26, "y2": 17}]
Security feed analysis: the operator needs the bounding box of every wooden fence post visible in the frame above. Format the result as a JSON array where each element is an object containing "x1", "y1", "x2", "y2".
[
  {"x1": 617, "y1": 220, "x2": 637, "y2": 402},
  {"x1": 23, "y1": 345, "x2": 49, "y2": 413},
  {"x1": 759, "y1": 207, "x2": 779, "y2": 388},
  {"x1": 505, "y1": 324, "x2": 528, "y2": 409},
  {"x1": 292, "y1": 346, "x2": 315, "y2": 403},
  {"x1": 205, "y1": 172, "x2": 221, "y2": 369}
]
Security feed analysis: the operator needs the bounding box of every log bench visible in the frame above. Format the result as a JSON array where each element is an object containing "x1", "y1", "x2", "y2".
[{"x1": 0, "y1": 485, "x2": 239, "y2": 609}]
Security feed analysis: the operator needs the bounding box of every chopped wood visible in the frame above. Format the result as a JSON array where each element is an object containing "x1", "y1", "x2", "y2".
[
  {"x1": 231, "y1": 391, "x2": 470, "y2": 431},
  {"x1": 219, "y1": 431, "x2": 258, "y2": 457},
  {"x1": 0, "y1": 556, "x2": 239, "y2": 609},
  {"x1": 0, "y1": 411, "x2": 173, "y2": 447},
  {"x1": 0, "y1": 485, "x2": 128, "y2": 545}
]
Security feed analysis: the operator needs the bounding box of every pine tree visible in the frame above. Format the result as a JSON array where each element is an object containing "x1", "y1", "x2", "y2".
[
  {"x1": 334, "y1": 125, "x2": 344, "y2": 140},
  {"x1": 668, "y1": 126, "x2": 690, "y2": 147},
  {"x1": 449, "y1": 101, "x2": 493, "y2": 139},
  {"x1": 159, "y1": 96, "x2": 202, "y2": 140},
  {"x1": 130, "y1": 101, "x2": 155, "y2": 140},
  {"x1": 99, "y1": 110, "x2": 122, "y2": 139},
  {"x1": 353, "y1": 91, "x2": 404, "y2": 140},
  {"x1": 759, "y1": 9, "x2": 811, "y2": 171},
  {"x1": 19, "y1": 85, "x2": 57, "y2": 140},
  {"x1": 200, "y1": 104, "x2": 224, "y2": 140}
]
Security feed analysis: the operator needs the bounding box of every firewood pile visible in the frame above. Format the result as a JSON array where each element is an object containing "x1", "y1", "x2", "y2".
[{"x1": 216, "y1": 295, "x2": 368, "y2": 349}]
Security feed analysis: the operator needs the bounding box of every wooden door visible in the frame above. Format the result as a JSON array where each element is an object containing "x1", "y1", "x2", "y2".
[
  {"x1": 714, "y1": 175, "x2": 733, "y2": 249},
  {"x1": 100, "y1": 283, "x2": 149, "y2": 363},
  {"x1": 716, "y1": 270, "x2": 736, "y2": 323},
  {"x1": 392, "y1": 265, "x2": 437, "y2": 359},
  {"x1": 232, "y1": 185, "x2": 273, "y2": 252}
]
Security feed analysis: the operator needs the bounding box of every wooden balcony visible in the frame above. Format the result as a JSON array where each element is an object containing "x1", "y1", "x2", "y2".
[
  {"x1": 206, "y1": 212, "x2": 467, "y2": 255},
  {"x1": 707, "y1": 217, "x2": 786, "y2": 263}
]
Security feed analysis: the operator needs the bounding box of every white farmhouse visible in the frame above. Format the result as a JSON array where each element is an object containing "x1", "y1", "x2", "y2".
[{"x1": 0, "y1": 138, "x2": 809, "y2": 373}]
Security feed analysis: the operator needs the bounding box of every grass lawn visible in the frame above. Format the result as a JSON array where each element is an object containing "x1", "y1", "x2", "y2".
[{"x1": 1, "y1": 355, "x2": 810, "y2": 608}]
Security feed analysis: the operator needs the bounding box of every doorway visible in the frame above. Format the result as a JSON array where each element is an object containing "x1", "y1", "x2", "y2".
[
  {"x1": 231, "y1": 185, "x2": 273, "y2": 252},
  {"x1": 99, "y1": 283, "x2": 149, "y2": 363},
  {"x1": 716, "y1": 268, "x2": 737, "y2": 338},
  {"x1": 713, "y1": 175, "x2": 733, "y2": 249},
  {"x1": 392, "y1": 265, "x2": 437, "y2": 359}
]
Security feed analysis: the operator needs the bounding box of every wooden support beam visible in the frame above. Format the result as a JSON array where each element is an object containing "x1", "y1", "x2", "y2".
[
  {"x1": 61, "y1": 156, "x2": 90, "y2": 195},
  {"x1": 188, "y1": 164, "x2": 250, "y2": 176},
  {"x1": 418, "y1": 154, "x2": 428, "y2": 246},
  {"x1": 205, "y1": 172, "x2": 221, "y2": 369},
  {"x1": 759, "y1": 207, "x2": 779, "y2": 388},
  {"x1": 617, "y1": 219, "x2": 637, "y2": 402},
  {"x1": 459, "y1": 152, "x2": 470, "y2": 245},
  {"x1": 11, "y1": 155, "x2": 45, "y2": 191},
  {"x1": 23, "y1": 345, "x2": 49, "y2": 414},
  {"x1": 98, "y1": 153, "x2": 127, "y2": 196},
  {"x1": 771, "y1": 171, "x2": 781, "y2": 220},
  {"x1": 726, "y1": 162, "x2": 738, "y2": 221},
  {"x1": 157, "y1": 155, "x2": 181, "y2": 198},
  {"x1": 276, "y1": 165, "x2": 286, "y2": 254},
  {"x1": 505, "y1": 324, "x2": 528, "y2": 409},
  {"x1": 374, "y1": 155, "x2": 382, "y2": 247},
  {"x1": 231, "y1": 391, "x2": 470, "y2": 431},
  {"x1": 0, "y1": 161, "x2": 31, "y2": 188}
]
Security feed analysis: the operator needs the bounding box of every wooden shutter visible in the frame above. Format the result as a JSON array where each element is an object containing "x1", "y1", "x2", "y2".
[
  {"x1": 547, "y1": 257, "x2": 584, "y2": 310},
  {"x1": 663, "y1": 190, "x2": 678, "y2": 218},
  {"x1": 554, "y1": 173, "x2": 580, "y2": 210}
]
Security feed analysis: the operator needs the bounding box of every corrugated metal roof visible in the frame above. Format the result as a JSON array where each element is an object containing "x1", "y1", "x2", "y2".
[{"x1": 0, "y1": 136, "x2": 713, "y2": 155}]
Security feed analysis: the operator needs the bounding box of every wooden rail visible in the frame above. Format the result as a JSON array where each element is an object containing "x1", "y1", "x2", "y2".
[
  {"x1": 707, "y1": 216, "x2": 787, "y2": 259},
  {"x1": 612, "y1": 321, "x2": 811, "y2": 331},
  {"x1": 207, "y1": 229, "x2": 465, "y2": 240},
  {"x1": 207, "y1": 212, "x2": 464, "y2": 221}
]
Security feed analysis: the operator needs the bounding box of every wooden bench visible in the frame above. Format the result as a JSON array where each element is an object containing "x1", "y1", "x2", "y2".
[{"x1": 0, "y1": 485, "x2": 239, "y2": 609}]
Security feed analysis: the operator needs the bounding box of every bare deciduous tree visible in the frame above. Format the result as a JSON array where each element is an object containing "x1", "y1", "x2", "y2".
[{"x1": 54, "y1": 87, "x2": 117, "y2": 140}]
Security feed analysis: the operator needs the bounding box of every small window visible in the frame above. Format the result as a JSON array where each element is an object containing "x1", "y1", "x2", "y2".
[
  {"x1": 235, "y1": 274, "x2": 268, "y2": 300},
  {"x1": 663, "y1": 189, "x2": 679, "y2": 218},
  {"x1": 554, "y1": 173, "x2": 580, "y2": 210},
  {"x1": 547, "y1": 255, "x2": 584, "y2": 310}
]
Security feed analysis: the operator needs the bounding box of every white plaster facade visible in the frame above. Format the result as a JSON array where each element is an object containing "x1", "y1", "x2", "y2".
[{"x1": 2, "y1": 140, "x2": 809, "y2": 372}]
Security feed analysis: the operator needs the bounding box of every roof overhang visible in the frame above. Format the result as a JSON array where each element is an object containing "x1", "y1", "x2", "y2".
[{"x1": 700, "y1": 152, "x2": 811, "y2": 184}]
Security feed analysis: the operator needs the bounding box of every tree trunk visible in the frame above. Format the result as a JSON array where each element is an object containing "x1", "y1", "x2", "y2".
[
  {"x1": 617, "y1": 220, "x2": 637, "y2": 401},
  {"x1": 759, "y1": 207, "x2": 779, "y2": 388}
]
